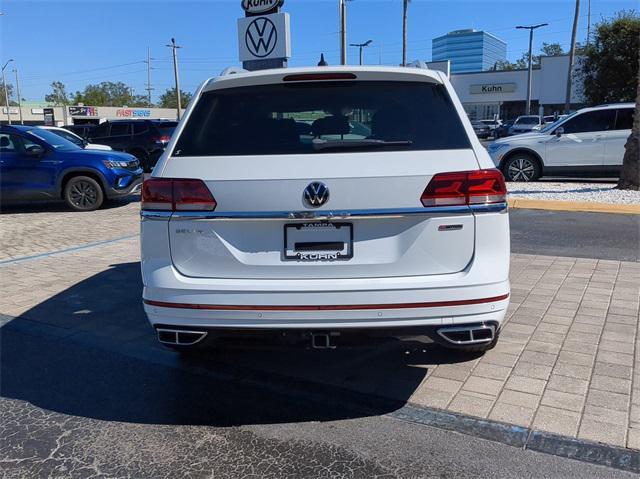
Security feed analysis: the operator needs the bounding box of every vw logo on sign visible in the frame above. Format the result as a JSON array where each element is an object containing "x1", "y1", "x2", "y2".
[
  {"x1": 303, "y1": 182, "x2": 330, "y2": 208},
  {"x1": 245, "y1": 17, "x2": 278, "y2": 58}
]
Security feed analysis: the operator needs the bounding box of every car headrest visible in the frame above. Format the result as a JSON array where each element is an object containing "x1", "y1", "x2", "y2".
[
  {"x1": 311, "y1": 116, "x2": 350, "y2": 137},
  {"x1": 0, "y1": 136, "x2": 10, "y2": 148}
]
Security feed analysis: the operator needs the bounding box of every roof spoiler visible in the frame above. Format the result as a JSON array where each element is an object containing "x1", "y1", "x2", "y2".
[{"x1": 219, "y1": 66, "x2": 248, "y2": 76}]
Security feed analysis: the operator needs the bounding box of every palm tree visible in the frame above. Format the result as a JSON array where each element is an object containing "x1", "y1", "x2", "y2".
[
  {"x1": 617, "y1": 44, "x2": 640, "y2": 190},
  {"x1": 402, "y1": 0, "x2": 410, "y2": 66}
]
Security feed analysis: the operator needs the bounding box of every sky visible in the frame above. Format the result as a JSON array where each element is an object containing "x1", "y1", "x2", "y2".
[{"x1": 0, "y1": 0, "x2": 636, "y2": 102}]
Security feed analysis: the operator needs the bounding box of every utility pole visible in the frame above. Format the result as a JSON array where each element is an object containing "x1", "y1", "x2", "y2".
[
  {"x1": 586, "y1": 0, "x2": 591, "y2": 45},
  {"x1": 13, "y1": 67, "x2": 22, "y2": 124},
  {"x1": 339, "y1": 0, "x2": 347, "y2": 65},
  {"x1": 350, "y1": 40, "x2": 372, "y2": 65},
  {"x1": 166, "y1": 38, "x2": 182, "y2": 120},
  {"x1": 565, "y1": 0, "x2": 580, "y2": 113},
  {"x1": 402, "y1": 0, "x2": 410, "y2": 66},
  {"x1": 2, "y1": 58, "x2": 13, "y2": 125},
  {"x1": 145, "y1": 47, "x2": 154, "y2": 107},
  {"x1": 516, "y1": 24, "x2": 547, "y2": 115}
]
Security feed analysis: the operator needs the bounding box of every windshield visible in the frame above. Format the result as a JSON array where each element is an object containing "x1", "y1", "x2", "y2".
[
  {"x1": 27, "y1": 128, "x2": 80, "y2": 151},
  {"x1": 47, "y1": 128, "x2": 85, "y2": 147},
  {"x1": 540, "y1": 111, "x2": 579, "y2": 133},
  {"x1": 173, "y1": 81, "x2": 471, "y2": 156}
]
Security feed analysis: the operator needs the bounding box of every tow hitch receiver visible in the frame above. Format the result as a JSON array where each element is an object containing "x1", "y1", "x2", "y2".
[{"x1": 311, "y1": 332, "x2": 336, "y2": 349}]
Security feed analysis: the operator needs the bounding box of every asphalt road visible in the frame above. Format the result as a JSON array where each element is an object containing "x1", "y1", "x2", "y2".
[
  {"x1": 1, "y1": 326, "x2": 635, "y2": 479},
  {"x1": 510, "y1": 208, "x2": 640, "y2": 262}
]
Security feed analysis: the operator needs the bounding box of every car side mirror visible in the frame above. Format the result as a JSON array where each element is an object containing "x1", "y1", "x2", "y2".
[
  {"x1": 26, "y1": 145, "x2": 46, "y2": 157},
  {"x1": 555, "y1": 127, "x2": 564, "y2": 137}
]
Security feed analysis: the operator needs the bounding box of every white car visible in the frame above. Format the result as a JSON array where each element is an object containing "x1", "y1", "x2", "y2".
[
  {"x1": 488, "y1": 103, "x2": 634, "y2": 181},
  {"x1": 508, "y1": 115, "x2": 541, "y2": 135},
  {"x1": 38, "y1": 126, "x2": 112, "y2": 151},
  {"x1": 140, "y1": 65, "x2": 510, "y2": 353}
]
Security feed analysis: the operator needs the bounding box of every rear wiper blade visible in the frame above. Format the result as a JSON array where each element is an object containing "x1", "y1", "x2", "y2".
[{"x1": 311, "y1": 139, "x2": 413, "y2": 151}]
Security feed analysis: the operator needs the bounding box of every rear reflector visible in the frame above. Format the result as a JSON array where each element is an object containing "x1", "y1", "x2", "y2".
[
  {"x1": 283, "y1": 72, "x2": 357, "y2": 82},
  {"x1": 143, "y1": 293, "x2": 509, "y2": 311},
  {"x1": 142, "y1": 178, "x2": 216, "y2": 211},
  {"x1": 421, "y1": 169, "x2": 506, "y2": 207}
]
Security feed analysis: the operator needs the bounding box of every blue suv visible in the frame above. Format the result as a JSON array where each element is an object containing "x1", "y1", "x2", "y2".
[{"x1": 0, "y1": 125, "x2": 143, "y2": 211}]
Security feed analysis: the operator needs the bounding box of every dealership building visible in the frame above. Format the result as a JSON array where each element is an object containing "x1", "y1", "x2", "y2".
[{"x1": 1, "y1": 55, "x2": 583, "y2": 126}]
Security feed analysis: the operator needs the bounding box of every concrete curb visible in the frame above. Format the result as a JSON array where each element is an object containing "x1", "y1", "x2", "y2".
[{"x1": 508, "y1": 198, "x2": 640, "y2": 215}]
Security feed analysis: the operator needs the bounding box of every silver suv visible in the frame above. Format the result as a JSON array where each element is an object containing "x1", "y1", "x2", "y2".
[{"x1": 488, "y1": 103, "x2": 634, "y2": 181}]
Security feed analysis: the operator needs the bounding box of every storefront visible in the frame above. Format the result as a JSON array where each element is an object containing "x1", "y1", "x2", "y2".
[
  {"x1": 1, "y1": 105, "x2": 182, "y2": 126},
  {"x1": 432, "y1": 55, "x2": 584, "y2": 120}
]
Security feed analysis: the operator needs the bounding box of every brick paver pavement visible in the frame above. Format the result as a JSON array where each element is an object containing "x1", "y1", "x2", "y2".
[{"x1": 1, "y1": 204, "x2": 639, "y2": 450}]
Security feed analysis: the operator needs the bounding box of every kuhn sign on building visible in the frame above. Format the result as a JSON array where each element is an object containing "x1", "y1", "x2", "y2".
[{"x1": 241, "y1": 0, "x2": 282, "y2": 14}]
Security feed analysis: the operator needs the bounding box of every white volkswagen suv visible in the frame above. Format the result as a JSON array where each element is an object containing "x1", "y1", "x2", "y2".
[
  {"x1": 489, "y1": 103, "x2": 634, "y2": 181},
  {"x1": 140, "y1": 66, "x2": 510, "y2": 353}
]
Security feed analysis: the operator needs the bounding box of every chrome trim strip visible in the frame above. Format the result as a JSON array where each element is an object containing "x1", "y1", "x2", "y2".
[
  {"x1": 155, "y1": 202, "x2": 507, "y2": 220},
  {"x1": 141, "y1": 210, "x2": 172, "y2": 219}
]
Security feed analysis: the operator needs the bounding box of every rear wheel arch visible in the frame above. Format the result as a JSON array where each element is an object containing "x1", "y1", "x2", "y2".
[{"x1": 500, "y1": 149, "x2": 544, "y2": 181}]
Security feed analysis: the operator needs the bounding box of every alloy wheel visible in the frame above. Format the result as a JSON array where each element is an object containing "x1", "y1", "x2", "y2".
[
  {"x1": 507, "y1": 157, "x2": 536, "y2": 181},
  {"x1": 68, "y1": 180, "x2": 99, "y2": 209}
]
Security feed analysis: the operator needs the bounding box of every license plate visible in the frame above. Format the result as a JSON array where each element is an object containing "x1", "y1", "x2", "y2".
[{"x1": 284, "y1": 222, "x2": 353, "y2": 261}]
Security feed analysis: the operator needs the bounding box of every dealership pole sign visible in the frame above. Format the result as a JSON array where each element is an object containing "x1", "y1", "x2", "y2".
[{"x1": 238, "y1": 0, "x2": 290, "y2": 71}]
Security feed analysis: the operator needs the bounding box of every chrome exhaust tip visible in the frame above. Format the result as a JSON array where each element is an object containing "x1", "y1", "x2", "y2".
[
  {"x1": 156, "y1": 328, "x2": 208, "y2": 346},
  {"x1": 437, "y1": 324, "x2": 495, "y2": 345}
]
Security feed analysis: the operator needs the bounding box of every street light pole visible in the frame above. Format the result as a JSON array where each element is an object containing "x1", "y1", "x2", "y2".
[
  {"x1": 166, "y1": 38, "x2": 182, "y2": 120},
  {"x1": 339, "y1": 0, "x2": 347, "y2": 65},
  {"x1": 516, "y1": 24, "x2": 547, "y2": 115},
  {"x1": 565, "y1": 0, "x2": 581, "y2": 113},
  {"x1": 13, "y1": 67, "x2": 22, "y2": 124},
  {"x1": 350, "y1": 40, "x2": 372, "y2": 65},
  {"x1": 145, "y1": 47, "x2": 154, "y2": 107},
  {"x1": 2, "y1": 59, "x2": 14, "y2": 125}
]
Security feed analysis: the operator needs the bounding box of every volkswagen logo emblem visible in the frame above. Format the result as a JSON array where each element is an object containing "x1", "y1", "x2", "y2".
[
  {"x1": 303, "y1": 182, "x2": 329, "y2": 208},
  {"x1": 245, "y1": 17, "x2": 278, "y2": 58}
]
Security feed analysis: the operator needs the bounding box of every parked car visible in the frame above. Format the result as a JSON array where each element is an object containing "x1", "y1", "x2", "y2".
[
  {"x1": 471, "y1": 120, "x2": 491, "y2": 139},
  {"x1": 141, "y1": 66, "x2": 510, "y2": 354},
  {"x1": 87, "y1": 119, "x2": 178, "y2": 172},
  {"x1": 487, "y1": 103, "x2": 634, "y2": 181},
  {"x1": 0, "y1": 125, "x2": 143, "y2": 211},
  {"x1": 532, "y1": 115, "x2": 568, "y2": 131},
  {"x1": 480, "y1": 119, "x2": 503, "y2": 136},
  {"x1": 64, "y1": 124, "x2": 96, "y2": 140},
  {"x1": 38, "y1": 126, "x2": 112, "y2": 151},
  {"x1": 508, "y1": 115, "x2": 542, "y2": 135},
  {"x1": 494, "y1": 119, "x2": 514, "y2": 138}
]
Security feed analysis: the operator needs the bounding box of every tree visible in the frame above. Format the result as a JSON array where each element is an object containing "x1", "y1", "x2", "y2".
[
  {"x1": 45, "y1": 81, "x2": 69, "y2": 106},
  {"x1": 494, "y1": 43, "x2": 565, "y2": 71},
  {"x1": 158, "y1": 88, "x2": 192, "y2": 109},
  {"x1": 617, "y1": 43, "x2": 639, "y2": 190},
  {"x1": 72, "y1": 81, "x2": 147, "y2": 107},
  {"x1": 580, "y1": 11, "x2": 640, "y2": 105},
  {"x1": 0, "y1": 83, "x2": 15, "y2": 106}
]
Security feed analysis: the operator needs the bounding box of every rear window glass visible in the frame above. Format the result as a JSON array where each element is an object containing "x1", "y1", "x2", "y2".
[{"x1": 173, "y1": 81, "x2": 471, "y2": 156}]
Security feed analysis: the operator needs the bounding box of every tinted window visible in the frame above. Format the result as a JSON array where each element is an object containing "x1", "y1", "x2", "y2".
[
  {"x1": 516, "y1": 117, "x2": 539, "y2": 125},
  {"x1": 110, "y1": 123, "x2": 132, "y2": 136},
  {"x1": 615, "y1": 108, "x2": 634, "y2": 130},
  {"x1": 0, "y1": 133, "x2": 18, "y2": 152},
  {"x1": 92, "y1": 123, "x2": 110, "y2": 137},
  {"x1": 133, "y1": 122, "x2": 149, "y2": 134},
  {"x1": 561, "y1": 110, "x2": 616, "y2": 134},
  {"x1": 174, "y1": 81, "x2": 471, "y2": 156}
]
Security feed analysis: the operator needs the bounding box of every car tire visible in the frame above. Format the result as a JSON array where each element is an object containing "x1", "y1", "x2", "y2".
[
  {"x1": 502, "y1": 154, "x2": 541, "y2": 182},
  {"x1": 64, "y1": 176, "x2": 104, "y2": 211}
]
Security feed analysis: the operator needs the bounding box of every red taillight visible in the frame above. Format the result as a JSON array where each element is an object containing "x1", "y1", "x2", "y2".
[
  {"x1": 142, "y1": 178, "x2": 216, "y2": 211},
  {"x1": 421, "y1": 169, "x2": 506, "y2": 207},
  {"x1": 152, "y1": 135, "x2": 171, "y2": 144}
]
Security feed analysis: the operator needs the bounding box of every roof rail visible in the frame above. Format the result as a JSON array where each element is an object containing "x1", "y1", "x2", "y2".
[{"x1": 220, "y1": 66, "x2": 248, "y2": 76}]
